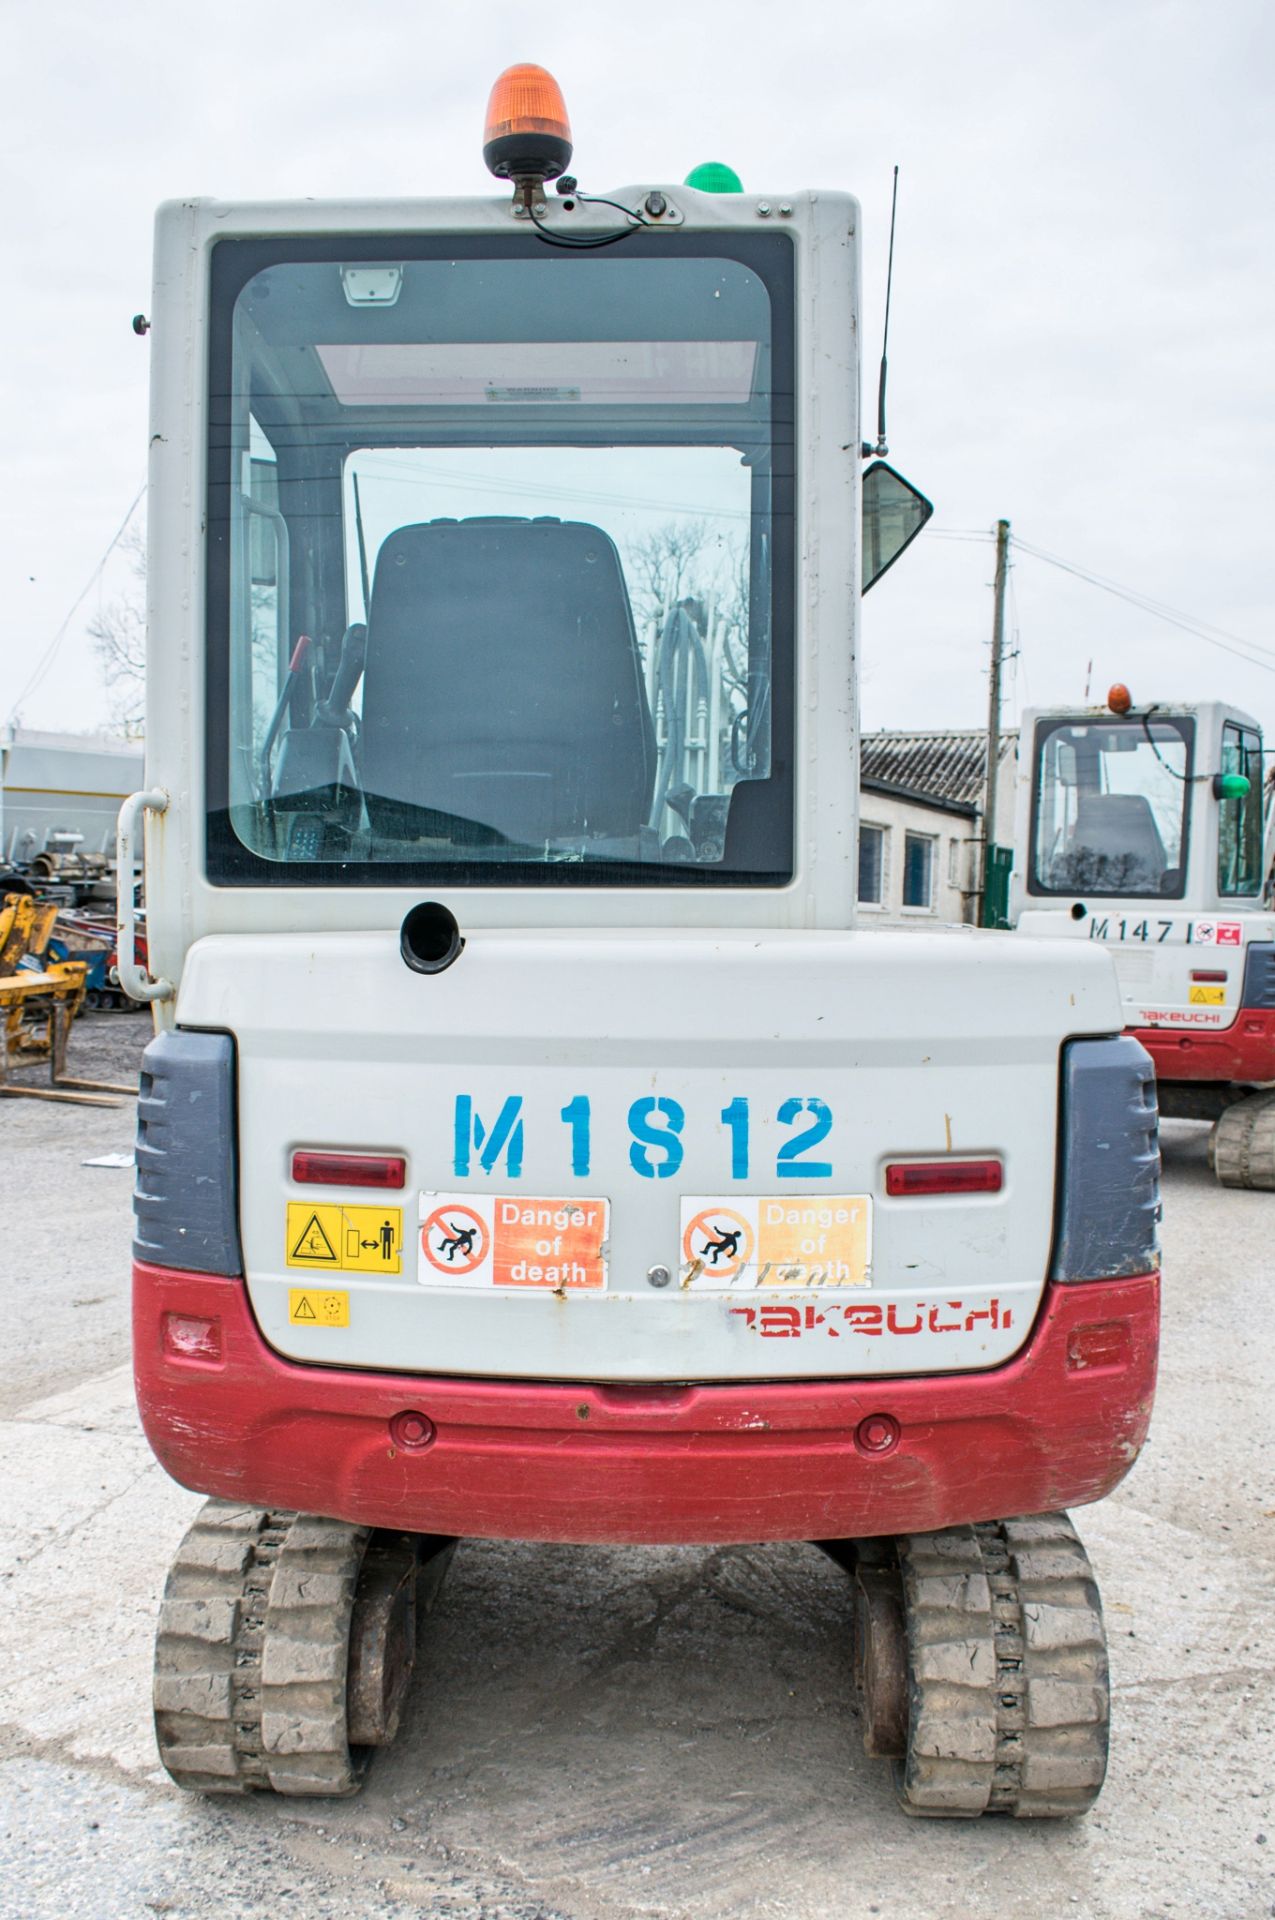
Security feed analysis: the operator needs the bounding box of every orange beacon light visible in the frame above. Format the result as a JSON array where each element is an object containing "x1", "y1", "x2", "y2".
[
  {"x1": 1107, "y1": 683, "x2": 1133, "y2": 715},
  {"x1": 482, "y1": 65, "x2": 573, "y2": 184}
]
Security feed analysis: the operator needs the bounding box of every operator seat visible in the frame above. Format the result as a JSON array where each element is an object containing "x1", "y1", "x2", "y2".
[
  {"x1": 1063, "y1": 793, "x2": 1168, "y2": 891},
  {"x1": 360, "y1": 517, "x2": 655, "y2": 846}
]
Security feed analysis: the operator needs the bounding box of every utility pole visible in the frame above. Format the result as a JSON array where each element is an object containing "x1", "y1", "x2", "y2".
[{"x1": 981, "y1": 518, "x2": 1010, "y2": 926}]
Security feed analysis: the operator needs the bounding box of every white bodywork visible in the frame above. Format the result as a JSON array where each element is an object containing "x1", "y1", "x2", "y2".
[
  {"x1": 1012, "y1": 701, "x2": 1274, "y2": 1035},
  {"x1": 138, "y1": 187, "x2": 1125, "y2": 1383},
  {"x1": 180, "y1": 924, "x2": 1119, "y2": 1378}
]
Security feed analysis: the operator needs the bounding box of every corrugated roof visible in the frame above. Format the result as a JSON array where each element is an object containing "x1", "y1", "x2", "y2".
[{"x1": 860, "y1": 728, "x2": 1019, "y2": 811}]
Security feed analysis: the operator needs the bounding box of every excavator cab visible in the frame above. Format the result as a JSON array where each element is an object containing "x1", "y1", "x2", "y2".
[{"x1": 1013, "y1": 692, "x2": 1275, "y2": 1185}]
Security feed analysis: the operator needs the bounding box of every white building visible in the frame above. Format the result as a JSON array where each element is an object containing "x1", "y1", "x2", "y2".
[
  {"x1": 0, "y1": 726, "x2": 143, "y2": 864},
  {"x1": 858, "y1": 728, "x2": 1019, "y2": 926}
]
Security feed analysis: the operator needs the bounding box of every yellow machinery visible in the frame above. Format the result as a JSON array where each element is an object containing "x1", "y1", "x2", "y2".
[{"x1": 0, "y1": 892, "x2": 133, "y2": 1105}]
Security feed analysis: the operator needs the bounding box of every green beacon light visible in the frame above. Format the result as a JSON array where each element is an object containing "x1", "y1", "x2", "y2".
[
  {"x1": 684, "y1": 162, "x2": 744, "y2": 193},
  {"x1": 1214, "y1": 772, "x2": 1252, "y2": 801}
]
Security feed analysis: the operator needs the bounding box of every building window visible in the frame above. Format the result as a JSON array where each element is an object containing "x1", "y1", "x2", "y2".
[
  {"x1": 903, "y1": 832, "x2": 935, "y2": 909},
  {"x1": 859, "y1": 823, "x2": 886, "y2": 905}
]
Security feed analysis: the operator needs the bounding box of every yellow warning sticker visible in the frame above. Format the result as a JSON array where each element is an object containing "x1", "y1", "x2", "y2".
[
  {"x1": 288, "y1": 1287, "x2": 350, "y2": 1328},
  {"x1": 1188, "y1": 985, "x2": 1226, "y2": 1006},
  {"x1": 679, "y1": 1195, "x2": 873, "y2": 1290},
  {"x1": 285, "y1": 1202, "x2": 402, "y2": 1274}
]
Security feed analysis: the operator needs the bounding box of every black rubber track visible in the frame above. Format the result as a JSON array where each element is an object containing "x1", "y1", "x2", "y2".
[
  {"x1": 153, "y1": 1500, "x2": 372, "y2": 1795},
  {"x1": 894, "y1": 1513, "x2": 1109, "y2": 1818},
  {"x1": 1211, "y1": 1090, "x2": 1275, "y2": 1190}
]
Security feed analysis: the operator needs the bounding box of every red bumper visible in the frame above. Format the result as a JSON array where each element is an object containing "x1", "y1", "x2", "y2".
[
  {"x1": 1135, "y1": 1007, "x2": 1275, "y2": 1084},
  {"x1": 133, "y1": 1261, "x2": 1159, "y2": 1546}
]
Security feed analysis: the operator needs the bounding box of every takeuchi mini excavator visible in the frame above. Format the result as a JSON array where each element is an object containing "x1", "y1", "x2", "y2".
[
  {"x1": 1011, "y1": 686, "x2": 1275, "y2": 1187},
  {"x1": 122, "y1": 66, "x2": 1160, "y2": 1818}
]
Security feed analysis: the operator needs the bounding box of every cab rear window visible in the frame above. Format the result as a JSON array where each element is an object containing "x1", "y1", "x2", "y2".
[{"x1": 204, "y1": 235, "x2": 796, "y2": 889}]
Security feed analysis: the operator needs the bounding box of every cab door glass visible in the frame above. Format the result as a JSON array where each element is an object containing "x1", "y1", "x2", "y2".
[{"x1": 1218, "y1": 723, "x2": 1264, "y2": 896}]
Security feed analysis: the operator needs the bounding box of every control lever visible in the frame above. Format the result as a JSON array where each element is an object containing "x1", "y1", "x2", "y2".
[{"x1": 317, "y1": 623, "x2": 368, "y2": 729}]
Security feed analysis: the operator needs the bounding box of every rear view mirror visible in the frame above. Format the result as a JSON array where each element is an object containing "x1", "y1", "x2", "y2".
[{"x1": 862, "y1": 461, "x2": 933, "y2": 592}]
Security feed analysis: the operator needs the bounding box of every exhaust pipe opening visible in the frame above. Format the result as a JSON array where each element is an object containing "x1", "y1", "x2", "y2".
[{"x1": 400, "y1": 901, "x2": 464, "y2": 976}]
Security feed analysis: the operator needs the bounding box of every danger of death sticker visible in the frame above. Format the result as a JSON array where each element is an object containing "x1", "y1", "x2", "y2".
[
  {"x1": 418, "y1": 1194, "x2": 609, "y2": 1289},
  {"x1": 285, "y1": 1201, "x2": 403, "y2": 1274},
  {"x1": 680, "y1": 1194, "x2": 873, "y2": 1290}
]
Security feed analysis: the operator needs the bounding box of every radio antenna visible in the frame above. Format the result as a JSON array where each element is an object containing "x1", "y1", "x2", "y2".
[{"x1": 873, "y1": 165, "x2": 899, "y2": 458}]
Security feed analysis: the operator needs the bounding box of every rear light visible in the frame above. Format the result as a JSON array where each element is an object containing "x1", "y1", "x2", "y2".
[
  {"x1": 1052, "y1": 1035, "x2": 1159, "y2": 1282},
  {"x1": 292, "y1": 1150, "x2": 406, "y2": 1189},
  {"x1": 1067, "y1": 1321, "x2": 1133, "y2": 1372},
  {"x1": 1190, "y1": 969, "x2": 1227, "y2": 984},
  {"x1": 162, "y1": 1312, "x2": 223, "y2": 1363},
  {"x1": 885, "y1": 1158, "x2": 1003, "y2": 1197}
]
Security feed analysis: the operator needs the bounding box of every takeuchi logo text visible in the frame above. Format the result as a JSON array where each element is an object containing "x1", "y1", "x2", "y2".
[{"x1": 729, "y1": 1297, "x2": 1014, "y2": 1339}]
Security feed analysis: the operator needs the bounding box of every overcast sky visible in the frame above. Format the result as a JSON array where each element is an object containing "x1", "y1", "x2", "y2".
[{"x1": 2, "y1": 0, "x2": 1272, "y2": 744}]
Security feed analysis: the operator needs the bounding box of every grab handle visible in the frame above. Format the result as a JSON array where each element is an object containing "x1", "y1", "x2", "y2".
[{"x1": 116, "y1": 788, "x2": 174, "y2": 1003}]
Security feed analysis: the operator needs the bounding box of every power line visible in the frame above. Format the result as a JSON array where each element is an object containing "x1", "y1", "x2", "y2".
[
  {"x1": 927, "y1": 521, "x2": 1275, "y2": 675},
  {"x1": 8, "y1": 482, "x2": 148, "y2": 720},
  {"x1": 1011, "y1": 535, "x2": 1275, "y2": 674},
  {"x1": 349, "y1": 453, "x2": 751, "y2": 522}
]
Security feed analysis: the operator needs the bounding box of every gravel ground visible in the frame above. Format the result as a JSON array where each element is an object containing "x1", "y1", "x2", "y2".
[
  {"x1": 1, "y1": 1001, "x2": 149, "y2": 1099},
  {"x1": 0, "y1": 1042, "x2": 1272, "y2": 1920}
]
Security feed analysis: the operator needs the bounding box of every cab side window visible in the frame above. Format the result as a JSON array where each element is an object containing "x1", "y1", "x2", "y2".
[{"x1": 1218, "y1": 724, "x2": 1263, "y2": 897}]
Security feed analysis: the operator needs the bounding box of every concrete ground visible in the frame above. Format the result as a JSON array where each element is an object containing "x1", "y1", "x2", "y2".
[{"x1": 1, "y1": 1014, "x2": 1272, "y2": 1920}]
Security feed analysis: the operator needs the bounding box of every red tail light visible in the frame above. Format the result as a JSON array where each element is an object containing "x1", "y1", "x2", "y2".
[
  {"x1": 885, "y1": 1159, "x2": 1003, "y2": 1197},
  {"x1": 292, "y1": 1150, "x2": 406, "y2": 1189}
]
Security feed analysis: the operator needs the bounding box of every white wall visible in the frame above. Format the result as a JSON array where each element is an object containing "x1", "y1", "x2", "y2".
[{"x1": 858, "y1": 792, "x2": 981, "y2": 926}]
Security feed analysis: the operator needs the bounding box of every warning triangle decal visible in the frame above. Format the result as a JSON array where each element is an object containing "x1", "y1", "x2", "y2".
[
  {"x1": 290, "y1": 1212, "x2": 338, "y2": 1262},
  {"x1": 292, "y1": 1295, "x2": 317, "y2": 1320}
]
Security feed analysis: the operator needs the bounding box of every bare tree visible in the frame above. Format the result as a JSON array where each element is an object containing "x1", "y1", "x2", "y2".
[
  {"x1": 87, "y1": 523, "x2": 146, "y2": 738},
  {"x1": 621, "y1": 518, "x2": 758, "y2": 822},
  {"x1": 716, "y1": 542, "x2": 751, "y2": 700},
  {"x1": 626, "y1": 519, "x2": 712, "y2": 658},
  {"x1": 627, "y1": 520, "x2": 706, "y2": 603},
  {"x1": 625, "y1": 519, "x2": 750, "y2": 665}
]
